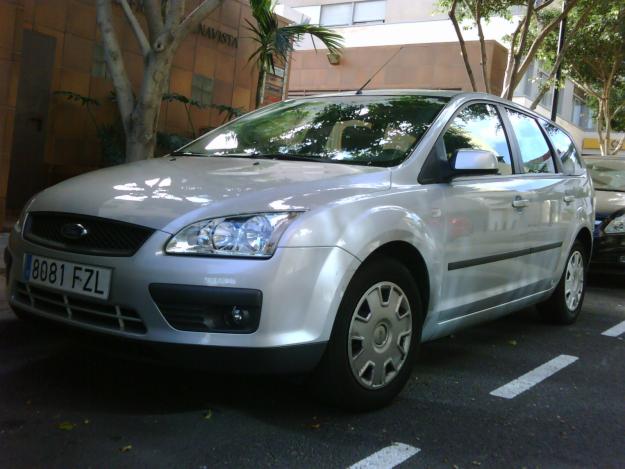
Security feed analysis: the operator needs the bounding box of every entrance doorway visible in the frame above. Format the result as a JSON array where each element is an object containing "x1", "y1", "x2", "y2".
[{"x1": 6, "y1": 29, "x2": 56, "y2": 212}]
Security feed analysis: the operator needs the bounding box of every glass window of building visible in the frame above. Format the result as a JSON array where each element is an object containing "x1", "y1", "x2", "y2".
[
  {"x1": 572, "y1": 91, "x2": 594, "y2": 130},
  {"x1": 91, "y1": 43, "x2": 109, "y2": 79},
  {"x1": 506, "y1": 109, "x2": 555, "y2": 174},
  {"x1": 353, "y1": 1, "x2": 386, "y2": 24},
  {"x1": 442, "y1": 103, "x2": 513, "y2": 175},
  {"x1": 538, "y1": 71, "x2": 553, "y2": 108},
  {"x1": 320, "y1": 1, "x2": 386, "y2": 26},
  {"x1": 557, "y1": 86, "x2": 564, "y2": 114},
  {"x1": 320, "y1": 3, "x2": 353, "y2": 26},
  {"x1": 270, "y1": 66, "x2": 285, "y2": 78},
  {"x1": 522, "y1": 62, "x2": 535, "y2": 97},
  {"x1": 191, "y1": 75, "x2": 214, "y2": 107}
]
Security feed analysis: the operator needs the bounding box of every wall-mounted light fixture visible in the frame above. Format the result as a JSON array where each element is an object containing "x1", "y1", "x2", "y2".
[{"x1": 327, "y1": 52, "x2": 341, "y2": 65}]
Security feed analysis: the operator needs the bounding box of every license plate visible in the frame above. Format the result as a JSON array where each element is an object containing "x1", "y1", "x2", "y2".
[{"x1": 23, "y1": 254, "x2": 112, "y2": 300}]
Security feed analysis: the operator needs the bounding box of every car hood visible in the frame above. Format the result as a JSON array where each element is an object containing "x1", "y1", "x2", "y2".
[
  {"x1": 29, "y1": 157, "x2": 391, "y2": 233},
  {"x1": 595, "y1": 189, "x2": 625, "y2": 219}
]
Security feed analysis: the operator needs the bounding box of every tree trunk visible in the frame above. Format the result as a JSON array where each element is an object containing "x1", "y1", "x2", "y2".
[
  {"x1": 611, "y1": 135, "x2": 625, "y2": 156},
  {"x1": 124, "y1": 52, "x2": 173, "y2": 162},
  {"x1": 597, "y1": 98, "x2": 606, "y2": 155},
  {"x1": 125, "y1": 132, "x2": 157, "y2": 163},
  {"x1": 97, "y1": 0, "x2": 224, "y2": 162},
  {"x1": 501, "y1": 20, "x2": 523, "y2": 100},
  {"x1": 474, "y1": 3, "x2": 490, "y2": 93},
  {"x1": 125, "y1": 103, "x2": 160, "y2": 163},
  {"x1": 255, "y1": 66, "x2": 266, "y2": 109},
  {"x1": 449, "y1": 0, "x2": 477, "y2": 92},
  {"x1": 605, "y1": 97, "x2": 612, "y2": 156}
]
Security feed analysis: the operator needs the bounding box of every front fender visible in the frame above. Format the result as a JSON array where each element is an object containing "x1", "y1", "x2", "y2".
[{"x1": 281, "y1": 195, "x2": 445, "y2": 317}]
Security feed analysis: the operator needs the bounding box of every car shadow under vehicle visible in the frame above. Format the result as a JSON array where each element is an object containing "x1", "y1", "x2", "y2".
[{"x1": 1, "y1": 281, "x2": 622, "y2": 420}]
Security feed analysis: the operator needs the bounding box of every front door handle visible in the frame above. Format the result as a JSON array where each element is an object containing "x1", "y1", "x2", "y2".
[
  {"x1": 512, "y1": 198, "x2": 529, "y2": 209},
  {"x1": 563, "y1": 195, "x2": 575, "y2": 204}
]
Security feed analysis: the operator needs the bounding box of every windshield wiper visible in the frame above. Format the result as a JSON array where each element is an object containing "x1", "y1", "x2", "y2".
[
  {"x1": 260, "y1": 153, "x2": 327, "y2": 162},
  {"x1": 216, "y1": 152, "x2": 328, "y2": 163},
  {"x1": 170, "y1": 150, "x2": 207, "y2": 157},
  {"x1": 170, "y1": 151, "x2": 373, "y2": 165},
  {"x1": 170, "y1": 151, "x2": 270, "y2": 158}
]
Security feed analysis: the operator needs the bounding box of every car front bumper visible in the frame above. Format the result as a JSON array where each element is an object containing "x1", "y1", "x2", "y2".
[
  {"x1": 591, "y1": 233, "x2": 625, "y2": 274},
  {"x1": 6, "y1": 229, "x2": 360, "y2": 372}
]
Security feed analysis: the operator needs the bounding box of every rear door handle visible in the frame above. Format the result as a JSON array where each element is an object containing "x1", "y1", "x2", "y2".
[
  {"x1": 563, "y1": 195, "x2": 575, "y2": 204},
  {"x1": 512, "y1": 198, "x2": 529, "y2": 209}
]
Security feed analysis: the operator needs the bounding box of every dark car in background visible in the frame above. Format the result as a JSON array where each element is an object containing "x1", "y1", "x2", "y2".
[{"x1": 585, "y1": 156, "x2": 625, "y2": 274}]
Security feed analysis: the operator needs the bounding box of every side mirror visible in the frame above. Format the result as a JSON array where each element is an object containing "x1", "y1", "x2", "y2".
[{"x1": 451, "y1": 149, "x2": 499, "y2": 176}]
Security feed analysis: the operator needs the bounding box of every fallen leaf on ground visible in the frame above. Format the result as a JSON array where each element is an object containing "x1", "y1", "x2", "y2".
[
  {"x1": 203, "y1": 410, "x2": 212, "y2": 420},
  {"x1": 507, "y1": 340, "x2": 518, "y2": 346},
  {"x1": 57, "y1": 422, "x2": 76, "y2": 431},
  {"x1": 120, "y1": 445, "x2": 132, "y2": 453}
]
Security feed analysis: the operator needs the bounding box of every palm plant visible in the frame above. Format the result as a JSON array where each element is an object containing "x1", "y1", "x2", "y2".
[{"x1": 247, "y1": 0, "x2": 343, "y2": 108}]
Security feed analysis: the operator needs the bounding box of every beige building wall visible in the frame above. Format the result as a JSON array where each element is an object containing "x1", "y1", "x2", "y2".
[
  {"x1": 0, "y1": 1, "x2": 19, "y2": 229},
  {"x1": 279, "y1": 0, "x2": 446, "y2": 23},
  {"x1": 289, "y1": 40, "x2": 508, "y2": 96},
  {"x1": 0, "y1": 0, "x2": 263, "y2": 228}
]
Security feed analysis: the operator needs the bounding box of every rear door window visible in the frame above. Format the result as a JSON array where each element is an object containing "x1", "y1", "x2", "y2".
[
  {"x1": 541, "y1": 123, "x2": 584, "y2": 175},
  {"x1": 506, "y1": 109, "x2": 556, "y2": 174}
]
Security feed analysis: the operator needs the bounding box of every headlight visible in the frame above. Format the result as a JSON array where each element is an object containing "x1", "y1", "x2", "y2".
[
  {"x1": 165, "y1": 212, "x2": 301, "y2": 257},
  {"x1": 605, "y1": 213, "x2": 625, "y2": 234}
]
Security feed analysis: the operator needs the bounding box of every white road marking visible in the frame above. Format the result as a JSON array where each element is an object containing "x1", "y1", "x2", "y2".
[
  {"x1": 490, "y1": 354, "x2": 578, "y2": 399},
  {"x1": 348, "y1": 443, "x2": 420, "y2": 469},
  {"x1": 601, "y1": 319, "x2": 625, "y2": 337}
]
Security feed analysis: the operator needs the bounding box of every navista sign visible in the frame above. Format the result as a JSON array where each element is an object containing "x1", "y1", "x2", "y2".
[{"x1": 197, "y1": 24, "x2": 238, "y2": 48}]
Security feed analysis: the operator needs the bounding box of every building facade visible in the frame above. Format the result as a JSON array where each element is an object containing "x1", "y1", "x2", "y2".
[
  {"x1": 277, "y1": 0, "x2": 624, "y2": 156},
  {"x1": 0, "y1": 0, "x2": 289, "y2": 228}
]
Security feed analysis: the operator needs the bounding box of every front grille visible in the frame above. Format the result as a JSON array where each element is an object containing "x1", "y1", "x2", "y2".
[
  {"x1": 24, "y1": 212, "x2": 155, "y2": 256},
  {"x1": 12, "y1": 281, "x2": 147, "y2": 334}
]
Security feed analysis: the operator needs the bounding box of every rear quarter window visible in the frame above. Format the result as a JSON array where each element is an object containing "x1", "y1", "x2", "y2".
[
  {"x1": 541, "y1": 123, "x2": 584, "y2": 176},
  {"x1": 506, "y1": 109, "x2": 556, "y2": 174}
]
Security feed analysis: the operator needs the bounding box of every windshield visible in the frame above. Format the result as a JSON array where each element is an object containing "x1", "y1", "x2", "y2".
[
  {"x1": 178, "y1": 95, "x2": 450, "y2": 167},
  {"x1": 586, "y1": 159, "x2": 625, "y2": 192}
]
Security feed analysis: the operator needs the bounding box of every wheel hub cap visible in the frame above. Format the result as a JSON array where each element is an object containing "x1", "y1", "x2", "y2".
[
  {"x1": 373, "y1": 323, "x2": 389, "y2": 347},
  {"x1": 347, "y1": 282, "x2": 412, "y2": 390},
  {"x1": 564, "y1": 251, "x2": 584, "y2": 311}
]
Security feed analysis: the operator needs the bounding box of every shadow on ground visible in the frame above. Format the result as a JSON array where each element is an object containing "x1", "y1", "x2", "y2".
[{"x1": 1, "y1": 277, "x2": 622, "y2": 425}]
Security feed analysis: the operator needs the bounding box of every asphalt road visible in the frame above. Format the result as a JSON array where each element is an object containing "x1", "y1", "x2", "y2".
[{"x1": 1, "y1": 274, "x2": 624, "y2": 469}]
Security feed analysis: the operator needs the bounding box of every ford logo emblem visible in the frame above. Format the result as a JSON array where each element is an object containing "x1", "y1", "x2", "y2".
[{"x1": 60, "y1": 223, "x2": 88, "y2": 240}]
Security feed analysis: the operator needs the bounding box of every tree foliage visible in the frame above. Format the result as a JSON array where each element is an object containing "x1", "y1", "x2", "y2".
[
  {"x1": 247, "y1": 0, "x2": 343, "y2": 108},
  {"x1": 553, "y1": 0, "x2": 625, "y2": 154},
  {"x1": 54, "y1": 89, "x2": 235, "y2": 162},
  {"x1": 437, "y1": 0, "x2": 579, "y2": 99}
]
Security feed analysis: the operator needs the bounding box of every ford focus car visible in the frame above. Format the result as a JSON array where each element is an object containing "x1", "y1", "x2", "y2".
[
  {"x1": 5, "y1": 91, "x2": 594, "y2": 410},
  {"x1": 585, "y1": 156, "x2": 625, "y2": 274}
]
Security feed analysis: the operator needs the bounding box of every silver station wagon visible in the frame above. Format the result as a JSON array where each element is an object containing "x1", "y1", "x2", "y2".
[{"x1": 6, "y1": 91, "x2": 594, "y2": 410}]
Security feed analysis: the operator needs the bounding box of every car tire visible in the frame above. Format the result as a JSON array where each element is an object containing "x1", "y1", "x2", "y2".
[
  {"x1": 311, "y1": 256, "x2": 423, "y2": 411},
  {"x1": 538, "y1": 241, "x2": 588, "y2": 325}
]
